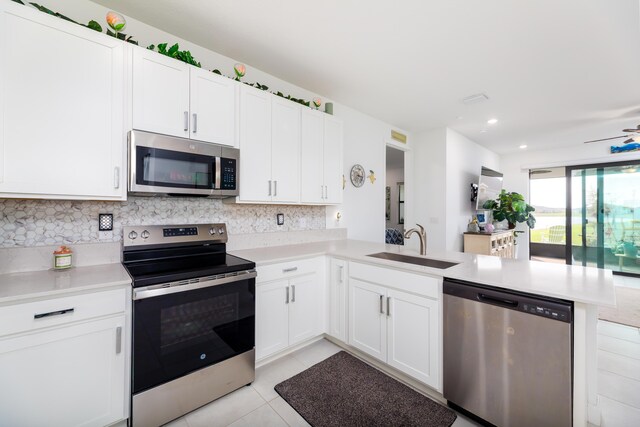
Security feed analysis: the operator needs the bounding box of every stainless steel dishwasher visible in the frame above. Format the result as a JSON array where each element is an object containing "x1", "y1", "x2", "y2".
[{"x1": 443, "y1": 278, "x2": 573, "y2": 427}]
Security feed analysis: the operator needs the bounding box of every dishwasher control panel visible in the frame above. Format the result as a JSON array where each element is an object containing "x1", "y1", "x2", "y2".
[
  {"x1": 522, "y1": 303, "x2": 569, "y2": 321},
  {"x1": 443, "y1": 278, "x2": 573, "y2": 323}
]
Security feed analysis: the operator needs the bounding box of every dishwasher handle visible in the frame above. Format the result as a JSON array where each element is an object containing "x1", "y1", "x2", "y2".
[{"x1": 478, "y1": 293, "x2": 518, "y2": 308}]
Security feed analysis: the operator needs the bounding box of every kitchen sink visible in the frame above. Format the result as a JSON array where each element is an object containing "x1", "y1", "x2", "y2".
[{"x1": 367, "y1": 252, "x2": 460, "y2": 269}]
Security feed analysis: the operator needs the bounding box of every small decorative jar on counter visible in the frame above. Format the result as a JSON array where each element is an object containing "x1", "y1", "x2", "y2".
[{"x1": 53, "y1": 246, "x2": 73, "y2": 270}]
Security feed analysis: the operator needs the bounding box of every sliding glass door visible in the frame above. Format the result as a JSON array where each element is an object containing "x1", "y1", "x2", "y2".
[{"x1": 567, "y1": 161, "x2": 640, "y2": 276}]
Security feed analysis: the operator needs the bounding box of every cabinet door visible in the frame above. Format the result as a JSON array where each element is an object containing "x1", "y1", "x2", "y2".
[
  {"x1": 348, "y1": 278, "x2": 387, "y2": 362},
  {"x1": 387, "y1": 289, "x2": 440, "y2": 389},
  {"x1": 289, "y1": 273, "x2": 321, "y2": 346},
  {"x1": 256, "y1": 279, "x2": 289, "y2": 360},
  {"x1": 328, "y1": 258, "x2": 348, "y2": 342},
  {"x1": 239, "y1": 85, "x2": 272, "y2": 202},
  {"x1": 0, "y1": 3, "x2": 125, "y2": 200},
  {"x1": 270, "y1": 96, "x2": 300, "y2": 203},
  {"x1": 190, "y1": 68, "x2": 238, "y2": 146},
  {"x1": 132, "y1": 46, "x2": 190, "y2": 138},
  {"x1": 0, "y1": 316, "x2": 126, "y2": 427},
  {"x1": 300, "y1": 109, "x2": 325, "y2": 203},
  {"x1": 323, "y1": 115, "x2": 344, "y2": 204}
]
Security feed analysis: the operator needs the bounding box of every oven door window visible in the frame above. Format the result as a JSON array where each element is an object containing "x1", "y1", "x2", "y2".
[
  {"x1": 133, "y1": 280, "x2": 255, "y2": 394},
  {"x1": 136, "y1": 146, "x2": 214, "y2": 189}
]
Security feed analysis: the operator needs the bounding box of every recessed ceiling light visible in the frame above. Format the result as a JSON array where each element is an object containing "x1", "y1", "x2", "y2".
[
  {"x1": 519, "y1": 144, "x2": 527, "y2": 149},
  {"x1": 487, "y1": 118, "x2": 498, "y2": 125},
  {"x1": 480, "y1": 129, "x2": 488, "y2": 133},
  {"x1": 457, "y1": 116, "x2": 464, "y2": 120}
]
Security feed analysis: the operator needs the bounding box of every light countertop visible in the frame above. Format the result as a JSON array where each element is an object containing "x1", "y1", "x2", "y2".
[
  {"x1": 231, "y1": 239, "x2": 616, "y2": 307},
  {"x1": 0, "y1": 263, "x2": 131, "y2": 305}
]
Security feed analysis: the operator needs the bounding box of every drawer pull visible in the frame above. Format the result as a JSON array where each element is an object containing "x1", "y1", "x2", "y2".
[
  {"x1": 283, "y1": 267, "x2": 298, "y2": 273},
  {"x1": 34, "y1": 308, "x2": 74, "y2": 319}
]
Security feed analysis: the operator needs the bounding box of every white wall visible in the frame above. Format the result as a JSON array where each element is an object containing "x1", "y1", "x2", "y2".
[
  {"x1": 445, "y1": 128, "x2": 500, "y2": 251},
  {"x1": 501, "y1": 142, "x2": 640, "y2": 259},
  {"x1": 413, "y1": 128, "x2": 448, "y2": 251},
  {"x1": 413, "y1": 127, "x2": 499, "y2": 252},
  {"x1": 53, "y1": 0, "x2": 409, "y2": 242}
]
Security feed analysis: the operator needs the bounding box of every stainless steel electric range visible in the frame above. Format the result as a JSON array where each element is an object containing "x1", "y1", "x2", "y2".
[{"x1": 122, "y1": 223, "x2": 256, "y2": 427}]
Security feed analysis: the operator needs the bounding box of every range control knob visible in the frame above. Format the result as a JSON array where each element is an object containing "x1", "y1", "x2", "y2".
[
  {"x1": 218, "y1": 227, "x2": 225, "y2": 235},
  {"x1": 141, "y1": 230, "x2": 150, "y2": 239},
  {"x1": 209, "y1": 227, "x2": 217, "y2": 236},
  {"x1": 128, "y1": 231, "x2": 138, "y2": 240}
]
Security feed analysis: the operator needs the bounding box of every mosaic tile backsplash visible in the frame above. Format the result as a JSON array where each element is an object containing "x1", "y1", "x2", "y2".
[{"x1": 0, "y1": 197, "x2": 326, "y2": 248}]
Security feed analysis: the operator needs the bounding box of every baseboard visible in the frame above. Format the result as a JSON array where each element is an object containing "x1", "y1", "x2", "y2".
[{"x1": 255, "y1": 335, "x2": 325, "y2": 368}]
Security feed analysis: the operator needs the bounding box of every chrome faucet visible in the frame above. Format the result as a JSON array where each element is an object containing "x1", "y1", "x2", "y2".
[{"x1": 404, "y1": 224, "x2": 427, "y2": 256}]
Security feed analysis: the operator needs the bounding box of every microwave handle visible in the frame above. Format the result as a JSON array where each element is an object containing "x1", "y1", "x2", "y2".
[{"x1": 214, "y1": 157, "x2": 221, "y2": 190}]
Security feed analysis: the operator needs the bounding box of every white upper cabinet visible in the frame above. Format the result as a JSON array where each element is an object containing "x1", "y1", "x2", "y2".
[
  {"x1": 238, "y1": 85, "x2": 301, "y2": 203},
  {"x1": 132, "y1": 47, "x2": 238, "y2": 145},
  {"x1": 239, "y1": 85, "x2": 272, "y2": 202},
  {"x1": 190, "y1": 67, "x2": 238, "y2": 145},
  {"x1": 300, "y1": 109, "x2": 325, "y2": 203},
  {"x1": 300, "y1": 109, "x2": 343, "y2": 204},
  {"x1": 271, "y1": 96, "x2": 300, "y2": 203},
  {"x1": 132, "y1": 47, "x2": 190, "y2": 138},
  {"x1": 323, "y1": 115, "x2": 344, "y2": 204},
  {"x1": 0, "y1": 1, "x2": 126, "y2": 200}
]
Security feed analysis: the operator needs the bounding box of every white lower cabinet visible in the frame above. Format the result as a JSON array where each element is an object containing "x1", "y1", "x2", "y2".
[
  {"x1": 348, "y1": 263, "x2": 441, "y2": 390},
  {"x1": 328, "y1": 258, "x2": 348, "y2": 343},
  {"x1": 0, "y1": 289, "x2": 129, "y2": 427},
  {"x1": 255, "y1": 258, "x2": 324, "y2": 360}
]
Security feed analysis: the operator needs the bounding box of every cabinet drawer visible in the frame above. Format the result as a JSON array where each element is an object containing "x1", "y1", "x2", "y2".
[
  {"x1": 0, "y1": 288, "x2": 126, "y2": 337},
  {"x1": 349, "y1": 262, "x2": 440, "y2": 299},
  {"x1": 256, "y1": 257, "x2": 323, "y2": 284}
]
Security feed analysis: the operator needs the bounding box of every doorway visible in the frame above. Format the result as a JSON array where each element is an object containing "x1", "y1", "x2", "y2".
[
  {"x1": 385, "y1": 146, "x2": 405, "y2": 245},
  {"x1": 567, "y1": 160, "x2": 640, "y2": 277}
]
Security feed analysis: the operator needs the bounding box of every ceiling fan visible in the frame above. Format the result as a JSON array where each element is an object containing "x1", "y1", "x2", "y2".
[{"x1": 583, "y1": 124, "x2": 640, "y2": 144}]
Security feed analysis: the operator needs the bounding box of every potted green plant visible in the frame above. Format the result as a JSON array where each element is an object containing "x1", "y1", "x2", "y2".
[{"x1": 482, "y1": 190, "x2": 536, "y2": 231}]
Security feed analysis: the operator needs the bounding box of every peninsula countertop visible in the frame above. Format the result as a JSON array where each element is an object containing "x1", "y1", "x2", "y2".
[{"x1": 231, "y1": 239, "x2": 616, "y2": 307}]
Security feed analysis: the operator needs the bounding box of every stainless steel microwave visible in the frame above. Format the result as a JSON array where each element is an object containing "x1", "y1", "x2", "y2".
[{"x1": 128, "y1": 130, "x2": 239, "y2": 198}]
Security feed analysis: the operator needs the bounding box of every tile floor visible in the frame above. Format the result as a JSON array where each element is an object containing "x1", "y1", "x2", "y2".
[
  {"x1": 597, "y1": 320, "x2": 640, "y2": 427},
  {"x1": 164, "y1": 338, "x2": 478, "y2": 427}
]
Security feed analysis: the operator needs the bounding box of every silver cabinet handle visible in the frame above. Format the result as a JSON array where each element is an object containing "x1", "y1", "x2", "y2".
[
  {"x1": 115, "y1": 326, "x2": 122, "y2": 354},
  {"x1": 291, "y1": 285, "x2": 296, "y2": 302},
  {"x1": 184, "y1": 111, "x2": 189, "y2": 131},
  {"x1": 387, "y1": 297, "x2": 391, "y2": 317},
  {"x1": 324, "y1": 185, "x2": 328, "y2": 199},
  {"x1": 321, "y1": 185, "x2": 324, "y2": 199},
  {"x1": 34, "y1": 308, "x2": 74, "y2": 319},
  {"x1": 192, "y1": 113, "x2": 198, "y2": 133},
  {"x1": 338, "y1": 265, "x2": 344, "y2": 283},
  {"x1": 286, "y1": 286, "x2": 290, "y2": 304},
  {"x1": 274, "y1": 180, "x2": 277, "y2": 197},
  {"x1": 268, "y1": 180, "x2": 272, "y2": 196},
  {"x1": 283, "y1": 267, "x2": 298, "y2": 273},
  {"x1": 114, "y1": 167, "x2": 120, "y2": 189},
  {"x1": 379, "y1": 295, "x2": 384, "y2": 314}
]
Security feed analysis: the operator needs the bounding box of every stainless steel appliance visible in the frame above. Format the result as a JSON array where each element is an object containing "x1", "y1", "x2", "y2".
[
  {"x1": 122, "y1": 223, "x2": 256, "y2": 427},
  {"x1": 129, "y1": 130, "x2": 239, "y2": 197},
  {"x1": 443, "y1": 278, "x2": 573, "y2": 427}
]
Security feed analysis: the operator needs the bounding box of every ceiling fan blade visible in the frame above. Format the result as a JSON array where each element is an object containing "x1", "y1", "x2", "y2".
[
  {"x1": 623, "y1": 138, "x2": 634, "y2": 144},
  {"x1": 622, "y1": 128, "x2": 640, "y2": 133},
  {"x1": 583, "y1": 135, "x2": 628, "y2": 144}
]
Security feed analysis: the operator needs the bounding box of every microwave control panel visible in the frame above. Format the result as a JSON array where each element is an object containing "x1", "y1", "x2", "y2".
[{"x1": 219, "y1": 158, "x2": 237, "y2": 190}]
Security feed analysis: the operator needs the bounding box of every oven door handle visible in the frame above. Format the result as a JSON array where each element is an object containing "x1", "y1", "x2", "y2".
[{"x1": 133, "y1": 270, "x2": 257, "y2": 300}]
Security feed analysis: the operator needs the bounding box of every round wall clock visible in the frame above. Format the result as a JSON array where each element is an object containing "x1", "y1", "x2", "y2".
[{"x1": 350, "y1": 164, "x2": 365, "y2": 188}]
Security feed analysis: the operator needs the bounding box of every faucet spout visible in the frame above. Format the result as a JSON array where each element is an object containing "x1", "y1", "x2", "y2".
[{"x1": 404, "y1": 223, "x2": 427, "y2": 256}]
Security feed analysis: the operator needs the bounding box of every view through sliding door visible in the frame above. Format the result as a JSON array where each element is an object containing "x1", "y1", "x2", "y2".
[{"x1": 566, "y1": 160, "x2": 640, "y2": 276}]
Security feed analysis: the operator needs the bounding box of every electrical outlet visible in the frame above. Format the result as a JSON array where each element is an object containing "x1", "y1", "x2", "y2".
[{"x1": 277, "y1": 213, "x2": 284, "y2": 225}]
